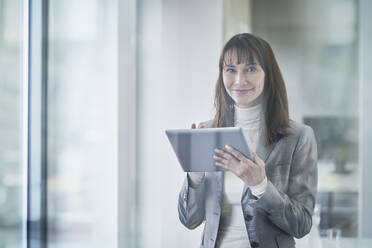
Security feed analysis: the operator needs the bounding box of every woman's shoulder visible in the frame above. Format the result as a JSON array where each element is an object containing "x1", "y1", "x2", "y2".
[{"x1": 287, "y1": 119, "x2": 316, "y2": 143}]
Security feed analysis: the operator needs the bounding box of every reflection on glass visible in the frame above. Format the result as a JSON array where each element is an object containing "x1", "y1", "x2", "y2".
[
  {"x1": 250, "y1": 0, "x2": 358, "y2": 238},
  {"x1": 224, "y1": 0, "x2": 358, "y2": 239},
  {"x1": 0, "y1": 0, "x2": 24, "y2": 247},
  {"x1": 47, "y1": 0, "x2": 118, "y2": 247}
]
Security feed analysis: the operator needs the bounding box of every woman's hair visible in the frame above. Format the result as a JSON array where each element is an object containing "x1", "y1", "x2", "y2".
[{"x1": 213, "y1": 33, "x2": 290, "y2": 145}]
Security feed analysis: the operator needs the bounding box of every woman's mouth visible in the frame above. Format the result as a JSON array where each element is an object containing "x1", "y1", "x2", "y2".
[{"x1": 232, "y1": 88, "x2": 254, "y2": 94}]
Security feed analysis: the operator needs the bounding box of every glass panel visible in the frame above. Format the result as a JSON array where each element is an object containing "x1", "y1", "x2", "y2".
[
  {"x1": 249, "y1": 0, "x2": 358, "y2": 238},
  {"x1": 47, "y1": 0, "x2": 118, "y2": 247},
  {"x1": 0, "y1": 0, "x2": 25, "y2": 247},
  {"x1": 136, "y1": 1, "x2": 224, "y2": 247}
]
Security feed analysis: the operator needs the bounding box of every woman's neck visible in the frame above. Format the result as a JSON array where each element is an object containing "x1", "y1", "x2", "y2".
[{"x1": 234, "y1": 103, "x2": 263, "y2": 123}]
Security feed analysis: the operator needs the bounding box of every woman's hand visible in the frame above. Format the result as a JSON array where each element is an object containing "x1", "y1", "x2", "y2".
[{"x1": 213, "y1": 145, "x2": 266, "y2": 186}]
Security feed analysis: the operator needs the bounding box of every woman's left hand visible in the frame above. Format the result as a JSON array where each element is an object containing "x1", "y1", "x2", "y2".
[{"x1": 213, "y1": 145, "x2": 266, "y2": 186}]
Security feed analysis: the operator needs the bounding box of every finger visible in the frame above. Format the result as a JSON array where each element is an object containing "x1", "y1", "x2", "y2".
[
  {"x1": 214, "y1": 148, "x2": 238, "y2": 162},
  {"x1": 252, "y1": 151, "x2": 265, "y2": 166},
  {"x1": 215, "y1": 161, "x2": 228, "y2": 169},
  {"x1": 250, "y1": 148, "x2": 257, "y2": 163},
  {"x1": 213, "y1": 154, "x2": 228, "y2": 164},
  {"x1": 225, "y1": 145, "x2": 247, "y2": 162},
  {"x1": 222, "y1": 152, "x2": 235, "y2": 161},
  {"x1": 214, "y1": 148, "x2": 224, "y2": 154},
  {"x1": 191, "y1": 123, "x2": 196, "y2": 129},
  {"x1": 199, "y1": 124, "x2": 205, "y2": 128}
]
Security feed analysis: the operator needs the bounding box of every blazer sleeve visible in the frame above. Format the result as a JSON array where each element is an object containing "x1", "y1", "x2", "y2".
[
  {"x1": 177, "y1": 122, "x2": 207, "y2": 230},
  {"x1": 178, "y1": 174, "x2": 206, "y2": 229},
  {"x1": 250, "y1": 125, "x2": 318, "y2": 238}
]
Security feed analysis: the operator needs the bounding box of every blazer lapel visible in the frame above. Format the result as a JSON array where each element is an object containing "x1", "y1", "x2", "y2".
[{"x1": 255, "y1": 131, "x2": 275, "y2": 163}]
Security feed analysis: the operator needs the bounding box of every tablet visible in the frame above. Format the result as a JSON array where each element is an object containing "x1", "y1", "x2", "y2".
[{"x1": 165, "y1": 127, "x2": 252, "y2": 172}]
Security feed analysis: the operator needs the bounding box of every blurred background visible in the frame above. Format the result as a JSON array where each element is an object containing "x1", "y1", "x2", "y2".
[{"x1": 1, "y1": 0, "x2": 372, "y2": 247}]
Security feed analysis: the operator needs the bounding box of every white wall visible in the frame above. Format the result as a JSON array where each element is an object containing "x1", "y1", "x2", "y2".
[{"x1": 136, "y1": 0, "x2": 223, "y2": 247}]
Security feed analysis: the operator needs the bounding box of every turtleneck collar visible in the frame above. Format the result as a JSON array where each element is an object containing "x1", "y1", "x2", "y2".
[{"x1": 234, "y1": 103, "x2": 263, "y2": 126}]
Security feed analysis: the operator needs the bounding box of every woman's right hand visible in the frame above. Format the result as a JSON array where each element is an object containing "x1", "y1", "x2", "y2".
[{"x1": 187, "y1": 123, "x2": 206, "y2": 186}]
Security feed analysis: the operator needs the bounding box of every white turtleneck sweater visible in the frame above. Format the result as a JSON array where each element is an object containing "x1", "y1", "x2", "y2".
[
  {"x1": 215, "y1": 103, "x2": 267, "y2": 248},
  {"x1": 233, "y1": 103, "x2": 267, "y2": 197}
]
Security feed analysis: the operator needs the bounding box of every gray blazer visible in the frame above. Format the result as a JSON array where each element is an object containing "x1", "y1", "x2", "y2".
[{"x1": 178, "y1": 119, "x2": 318, "y2": 248}]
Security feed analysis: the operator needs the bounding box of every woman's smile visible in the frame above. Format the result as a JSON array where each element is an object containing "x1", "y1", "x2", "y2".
[{"x1": 232, "y1": 88, "x2": 254, "y2": 95}]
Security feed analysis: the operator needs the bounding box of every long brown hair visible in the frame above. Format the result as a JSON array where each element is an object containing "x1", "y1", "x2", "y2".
[{"x1": 213, "y1": 33, "x2": 290, "y2": 146}]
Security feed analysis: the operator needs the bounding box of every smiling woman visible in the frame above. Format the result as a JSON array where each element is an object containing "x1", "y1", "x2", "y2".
[{"x1": 178, "y1": 33, "x2": 318, "y2": 248}]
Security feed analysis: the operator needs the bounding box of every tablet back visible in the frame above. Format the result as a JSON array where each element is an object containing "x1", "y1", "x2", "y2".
[{"x1": 165, "y1": 127, "x2": 252, "y2": 172}]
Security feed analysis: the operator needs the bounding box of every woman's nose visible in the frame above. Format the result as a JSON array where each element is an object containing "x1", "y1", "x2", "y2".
[{"x1": 236, "y1": 72, "x2": 248, "y2": 85}]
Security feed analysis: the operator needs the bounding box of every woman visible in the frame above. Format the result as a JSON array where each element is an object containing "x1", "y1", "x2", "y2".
[{"x1": 178, "y1": 33, "x2": 318, "y2": 248}]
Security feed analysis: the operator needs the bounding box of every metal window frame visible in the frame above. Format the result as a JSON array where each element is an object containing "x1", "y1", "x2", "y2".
[
  {"x1": 22, "y1": 0, "x2": 30, "y2": 247},
  {"x1": 358, "y1": 0, "x2": 372, "y2": 239},
  {"x1": 26, "y1": 0, "x2": 49, "y2": 247}
]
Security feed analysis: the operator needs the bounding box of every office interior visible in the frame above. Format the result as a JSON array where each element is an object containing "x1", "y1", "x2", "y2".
[{"x1": 1, "y1": 0, "x2": 372, "y2": 247}]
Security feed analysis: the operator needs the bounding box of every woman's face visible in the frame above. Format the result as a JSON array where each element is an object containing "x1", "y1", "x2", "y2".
[{"x1": 222, "y1": 54, "x2": 265, "y2": 108}]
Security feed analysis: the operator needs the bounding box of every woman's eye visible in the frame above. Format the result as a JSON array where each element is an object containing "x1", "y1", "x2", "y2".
[
  {"x1": 246, "y1": 67, "x2": 257, "y2": 72},
  {"x1": 226, "y1": 68, "x2": 236, "y2": 73}
]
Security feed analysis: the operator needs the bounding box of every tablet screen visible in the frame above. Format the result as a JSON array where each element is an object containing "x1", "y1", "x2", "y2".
[{"x1": 166, "y1": 127, "x2": 252, "y2": 172}]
